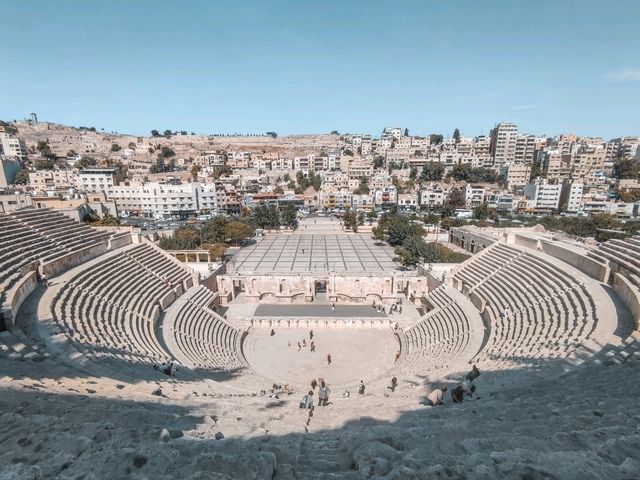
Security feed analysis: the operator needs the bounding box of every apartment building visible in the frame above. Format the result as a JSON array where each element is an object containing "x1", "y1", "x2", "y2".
[
  {"x1": 489, "y1": 122, "x2": 518, "y2": 167},
  {"x1": 0, "y1": 133, "x2": 28, "y2": 158},
  {"x1": 463, "y1": 185, "x2": 486, "y2": 208},
  {"x1": 514, "y1": 134, "x2": 536, "y2": 163},
  {"x1": 107, "y1": 181, "x2": 218, "y2": 219},
  {"x1": 504, "y1": 163, "x2": 532, "y2": 189},
  {"x1": 524, "y1": 179, "x2": 562, "y2": 211}
]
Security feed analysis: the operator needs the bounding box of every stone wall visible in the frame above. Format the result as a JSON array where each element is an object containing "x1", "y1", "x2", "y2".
[
  {"x1": 40, "y1": 242, "x2": 109, "y2": 279},
  {"x1": 449, "y1": 227, "x2": 497, "y2": 253},
  {"x1": 613, "y1": 273, "x2": 640, "y2": 330},
  {"x1": 2, "y1": 271, "x2": 38, "y2": 329},
  {"x1": 539, "y1": 241, "x2": 610, "y2": 282}
]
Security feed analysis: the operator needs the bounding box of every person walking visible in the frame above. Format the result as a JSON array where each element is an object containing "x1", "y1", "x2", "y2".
[
  {"x1": 358, "y1": 380, "x2": 365, "y2": 395},
  {"x1": 309, "y1": 330, "x2": 314, "y2": 340},
  {"x1": 388, "y1": 376, "x2": 398, "y2": 392},
  {"x1": 310, "y1": 341, "x2": 316, "y2": 352},
  {"x1": 327, "y1": 353, "x2": 332, "y2": 365}
]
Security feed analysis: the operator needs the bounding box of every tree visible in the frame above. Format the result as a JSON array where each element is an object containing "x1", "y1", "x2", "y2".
[
  {"x1": 110, "y1": 143, "x2": 121, "y2": 152},
  {"x1": 330, "y1": 130, "x2": 339, "y2": 135},
  {"x1": 224, "y1": 221, "x2": 254, "y2": 246},
  {"x1": 343, "y1": 209, "x2": 358, "y2": 232},
  {"x1": 163, "y1": 129, "x2": 173, "y2": 138},
  {"x1": 446, "y1": 187, "x2": 466, "y2": 208},
  {"x1": 404, "y1": 128, "x2": 409, "y2": 136},
  {"x1": 151, "y1": 130, "x2": 160, "y2": 137},
  {"x1": 473, "y1": 202, "x2": 491, "y2": 220},
  {"x1": 266, "y1": 131, "x2": 277, "y2": 138},
  {"x1": 36, "y1": 141, "x2": 51, "y2": 156},
  {"x1": 128, "y1": 142, "x2": 136, "y2": 149},
  {"x1": 366, "y1": 210, "x2": 378, "y2": 221},
  {"x1": 429, "y1": 134, "x2": 444, "y2": 145},
  {"x1": 191, "y1": 165, "x2": 201, "y2": 181},
  {"x1": 158, "y1": 146, "x2": 175, "y2": 158},
  {"x1": 373, "y1": 155, "x2": 385, "y2": 169},
  {"x1": 66, "y1": 149, "x2": 77, "y2": 157},
  {"x1": 421, "y1": 162, "x2": 445, "y2": 181},
  {"x1": 252, "y1": 204, "x2": 281, "y2": 229},
  {"x1": 210, "y1": 165, "x2": 232, "y2": 179},
  {"x1": 281, "y1": 204, "x2": 299, "y2": 229},
  {"x1": 343, "y1": 149, "x2": 354, "y2": 156},
  {"x1": 14, "y1": 168, "x2": 30, "y2": 184},
  {"x1": 76, "y1": 156, "x2": 97, "y2": 170},
  {"x1": 453, "y1": 128, "x2": 461, "y2": 143},
  {"x1": 175, "y1": 227, "x2": 201, "y2": 249},
  {"x1": 274, "y1": 185, "x2": 284, "y2": 194},
  {"x1": 202, "y1": 242, "x2": 228, "y2": 261},
  {"x1": 613, "y1": 158, "x2": 640, "y2": 179},
  {"x1": 353, "y1": 177, "x2": 370, "y2": 194},
  {"x1": 201, "y1": 216, "x2": 229, "y2": 244}
]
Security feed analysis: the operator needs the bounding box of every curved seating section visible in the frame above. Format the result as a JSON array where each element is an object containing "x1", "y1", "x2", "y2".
[
  {"x1": 396, "y1": 286, "x2": 483, "y2": 376},
  {"x1": 163, "y1": 285, "x2": 245, "y2": 371},
  {"x1": 51, "y1": 244, "x2": 192, "y2": 364},
  {"x1": 590, "y1": 236, "x2": 640, "y2": 288},
  {"x1": 0, "y1": 208, "x2": 110, "y2": 308},
  {"x1": 454, "y1": 243, "x2": 598, "y2": 366}
]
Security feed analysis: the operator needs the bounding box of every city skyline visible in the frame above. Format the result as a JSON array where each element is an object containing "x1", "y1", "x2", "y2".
[{"x1": 2, "y1": 1, "x2": 640, "y2": 138}]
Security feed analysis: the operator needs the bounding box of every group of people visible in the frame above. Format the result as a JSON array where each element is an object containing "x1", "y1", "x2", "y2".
[
  {"x1": 154, "y1": 359, "x2": 177, "y2": 377},
  {"x1": 371, "y1": 300, "x2": 402, "y2": 315},
  {"x1": 424, "y1": 364, "x2": 480, "y2": 407},
  {"x1": 300, "y1": 378, "x2": 331, "y2": 411}
]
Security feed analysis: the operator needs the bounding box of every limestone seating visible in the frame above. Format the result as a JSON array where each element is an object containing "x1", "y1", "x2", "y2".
[
  {"x1": 50, "y1": 246, "x2": 186, "y2": 363},
  {"x1": 163, "y1": 286, "x2": 245, "y2": 371},
  {"x1": 461, "y1": 246, "x2": 598, "y2": 368}
]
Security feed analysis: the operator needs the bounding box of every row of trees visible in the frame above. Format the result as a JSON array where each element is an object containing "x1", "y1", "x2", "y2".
[
  {"x1": 372, "y1": 211, "x2": 468, "y2": 267},
  {"x1": 158, "y1": 216, "x2": 255, "y2": 259},
  {"x1": 251, "y1": 204, "x2": 298, "y2": 230}
]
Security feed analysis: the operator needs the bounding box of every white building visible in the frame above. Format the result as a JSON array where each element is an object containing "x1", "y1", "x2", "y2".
[
  {"x1": 524, "y1": 179, "x2": 562, "y2": 211},
  {"x1": 75, "y1": 168, "x2": 116, "y2": 194},
  {"x1": 0, "y1": 133, "x2": 27, "y2": 158},
  {"x1": 463, "y1": 185, "x2": 486, "y2": 208},
  {"x1": 107, "y1": 181, "x2": 218, "y2": 219}
]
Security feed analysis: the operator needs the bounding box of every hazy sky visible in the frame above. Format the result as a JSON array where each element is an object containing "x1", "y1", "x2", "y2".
[{"x1": 1, "y1": 1, "x2": 639, "y2": 139}]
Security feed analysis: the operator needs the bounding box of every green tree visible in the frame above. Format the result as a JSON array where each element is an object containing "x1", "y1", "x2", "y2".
[
  {"x1": 453, "y1": 128, "x2": 461, "y2": 143},
  {"x1": 201, "y1": 216, "x2": 229, "y2": 244},
  {"x1": 191, "y1": 165, "x2": 201, "y2": 181},
  {"x1": 343, "y1": 149, "x2": 354, "y2": 156},
  {"x1": 110, "y1": 143, "x2": 122, "y2": 152},
  {"x1": 429, "y1": 134, "x2": 444, "y2": 145},
  {"x1": 473, "y1": 202, "x2": 491, "y2": 220},
  {"x1": 446, "y1": 187, "x2": 466, "y2": 208},
  {"x1": 373, "y1": 155, "x2": 385, "y2": 169},
  {"x1": 128, "y1": 142, "x2": 136, "y2": 149},
  {"x1": 613, "y1": 158, "x2": 640, "y2": 179},
  {"x1": 343, "y1": 208, "x2": 358, "y2": 232},
  {"x1": 13, "y1": 168, "x2": 30, "y2": 184},
  {"x1": 66, "y1": 149, "x2": 77, "y2": 157},
  {"x1": 404, "y1": 128, "x2": 409, "y2": 136},
  {"x1": 163, "y1": 129, "x2": 173, "y2": 138},
  {"x1": 224, "y1": 221, "x2": 254, "y2": 246},
  {"x1": 281, "y1": 204, "x2": 299, "y2": 229},
  {"x1": 77, "y1": 156, "x2": 98, "y2": 170},
  {"x1": 175, "y1": 227, "x2": 201, "y2": 249},
  {"x1": 353, "y1": 177, "x2": 370, "y2": 194},
  {"x1": 421, "y1": 162, "x2": 445, "y2": 181},
  {"x1": 151, "y1": 130, "x2": 160, "y2": 137}
]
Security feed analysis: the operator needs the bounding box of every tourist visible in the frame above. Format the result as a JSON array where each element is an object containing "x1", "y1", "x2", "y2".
[
  {"x1": 318, "y1": 381, "x2": 331, "y2": 406},
  {"x1": 399, "y1": 305, "x2": 402, "y2": 314},
  {"x1": 424, "y1": 386, "x2": 447, "y2": 406},
  {"x1": 388, "y1": 376, "x2": 398, "y2": 392},
  {"x1": 310, "y1": 341, "x2": 315, "y2": 352},
  {"x1": 451, "y1": 385, "x2": 465, "y2": 403},
  {"x1": 466, "y1": 365, "x2": 480, "y2": 382},
  {"x1": 462, "y1": 379, "x2": 476, "y2": 398},
  {"x1": 297, "y1": 342, "x2": 301, "y2": 352},
  {"x1": 342, "y1": 389, "x2": 350, "y2": 398},
  {"x1": 311, "y1": 379, "x2": 318, "y2": 390},
  {"x1": 288, "y1": 341, "x2": 291, "y2": 347},
  {"x1": 302, "y1": 338, "x2": 307, "y2": 347},
  {"x1": 327, "y1": 353, "x2": 332, "y2": 365},
  {"x1": 300, "y1": 390, "x2": 314, "y2": 409},
  {"x1": 270, "y1": 328, "x2": 275, "y2": 336},
  {"x1": 331, "y1": 302, "x2": 335, "y2": 312},
  {"x1": 395, "y1": 351, "x2": 400, "y2": 363},
  {"x1": 309, "y1": 330, "x2": 314, "y2": 340},
  {"x1": 358, "y1": 380, "x2": 365, "y2": 395}
]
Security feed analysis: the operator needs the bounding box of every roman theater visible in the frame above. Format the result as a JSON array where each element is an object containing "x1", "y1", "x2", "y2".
[{"x1": 1, "y1": 209, "x2": 639, "y2": 479}]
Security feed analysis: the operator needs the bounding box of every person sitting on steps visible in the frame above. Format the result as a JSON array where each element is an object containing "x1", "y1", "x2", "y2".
[
  {"x1": 424, "y1": 386, "x2": 448, "y2": 406},
  {"x1": 466, "y1": 365, "x2": 480, "y2": 382}
]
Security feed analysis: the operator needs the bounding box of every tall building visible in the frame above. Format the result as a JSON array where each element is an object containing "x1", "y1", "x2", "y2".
[
  {"x1": 514, "y1": 134, "x2": 536, "y2": 163},
  {"x1": 489, "y1": 122, "x2": 518, "y2": 167},
  {"x1": 0, "y1": 133, "x2": 27, "y2": 159}
]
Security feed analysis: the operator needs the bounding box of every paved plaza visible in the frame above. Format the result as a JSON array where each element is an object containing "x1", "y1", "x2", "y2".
[
  {"x1": 243, "y1": 327, "x2": 398, "y2": 388},
  {"x1": 254, "y1": 303, "x2": 388, "y2": 318},
  {"x1": 230, "y1": 234, "x2": 399, "y2": 274}
]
